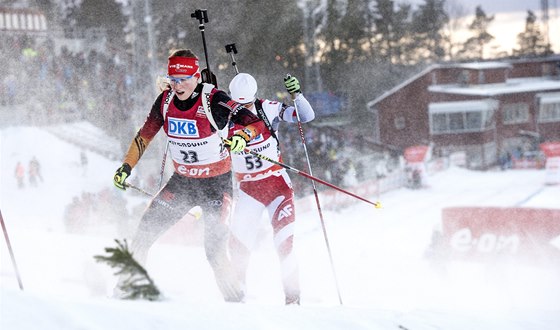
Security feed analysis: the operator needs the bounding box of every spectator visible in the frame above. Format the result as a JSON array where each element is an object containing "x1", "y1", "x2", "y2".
[
  {"x1": 80, "y1": 150, "x2": 88, "y2": 175},
  {"x1": 28, "y1": 156, "x2": 42, "y2": 186},
  {"x1": 14, "y1": 161, "x2": 25, "y2": 189}
]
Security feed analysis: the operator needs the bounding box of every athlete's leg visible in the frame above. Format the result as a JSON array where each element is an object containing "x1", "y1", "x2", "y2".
[
  {"x1": 129, "y1": 174, "x2": 193, "y2": 266},
  {"x1": 199, "y1": 173, "x2": 244, "y2": 302},
  {"x1": 114, "y1": 174, "x2": 193, "y2": 297},
  {"x1": 229, "y1": 189, "x2": 266, "y2": 292},
  {"x1": 267, "y1": 172, "x2": 300, "y2": 304}
]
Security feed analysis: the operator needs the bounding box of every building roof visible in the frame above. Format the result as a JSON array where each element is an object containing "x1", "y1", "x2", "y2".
[
  {"x1": 367, "y1": 65, "x2": 435, "y2": 108},
  {"x1": 428, "y1": 99, "x2": 498, "y2": 113},
  {"x1": 428, "y1": 77, "x2": 560, "y2": 96},
  {"x1": 537, "y1": 91, "x2": 560, "y2": 104},
  {"x1": 367, "y1": 56, "x2": 560, "y2": 109},
  {"x1": 452, "y1": 62, "x2": 512, "y2": 70}
]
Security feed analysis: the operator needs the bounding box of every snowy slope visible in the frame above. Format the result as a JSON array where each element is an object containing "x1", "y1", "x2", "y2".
[{"x1": 1, "y1": 124, "x2": 560, "y2": 330}]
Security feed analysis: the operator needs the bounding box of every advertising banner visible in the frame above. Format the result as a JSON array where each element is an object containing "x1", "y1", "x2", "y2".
[
  {"x1": 441, "y1": 207, "x2": 560, "y2": 265},
  {"x1": 403, "y1": 145, "x2": 430, "y2": 163},
  {"x1": 540, "y1": 142, "x2": 560, "y2": 184}
]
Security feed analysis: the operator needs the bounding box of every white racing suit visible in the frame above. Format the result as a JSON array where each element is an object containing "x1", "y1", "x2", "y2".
[{"x1": 229, "y1": 94, "x2": 314, "y2": 304}]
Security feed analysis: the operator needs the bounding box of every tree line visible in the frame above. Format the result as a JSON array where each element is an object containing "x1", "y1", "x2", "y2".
[{"x1": 33, "y1": 0, "x2": 553, "y2": 130}]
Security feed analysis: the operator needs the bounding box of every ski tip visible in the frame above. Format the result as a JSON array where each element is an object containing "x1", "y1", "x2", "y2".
[{"x1": 374, "y1": 202, "x2": 382, "y2": 209}]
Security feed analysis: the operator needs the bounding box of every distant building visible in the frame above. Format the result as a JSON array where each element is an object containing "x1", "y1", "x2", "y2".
[
  {"x1": 0, "y1": 7, "x2": 48, "y2": 34},
  {"x1": 367, "y1": 55, "x2": 560, "y2": 169}
]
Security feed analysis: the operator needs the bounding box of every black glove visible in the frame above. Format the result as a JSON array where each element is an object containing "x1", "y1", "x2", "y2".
[{"x1": 113, "y1": 163, "x2": 132, "y2": 190}]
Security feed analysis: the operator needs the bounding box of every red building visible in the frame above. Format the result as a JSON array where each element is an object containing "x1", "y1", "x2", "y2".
[{"x1": 367, "y1": 56, "x2": 560, "y2": 169}]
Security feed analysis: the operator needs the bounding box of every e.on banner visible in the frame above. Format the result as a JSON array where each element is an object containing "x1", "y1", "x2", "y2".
[{"x1": 441, "y1": 207, "x2": 560, "y2": 265}]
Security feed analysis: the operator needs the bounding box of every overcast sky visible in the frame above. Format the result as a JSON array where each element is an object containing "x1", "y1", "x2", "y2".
[
  {"x1": 407, "y1": 0, "x2": 560, "y2": 54},
  {"x1": 405, "y1": 0, "x2": 560, "y2": 15}
]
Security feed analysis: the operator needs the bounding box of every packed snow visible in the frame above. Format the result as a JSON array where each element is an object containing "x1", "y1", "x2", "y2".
[{"x1": 1, "y1": 124, "x2": 559, "y2": 329}]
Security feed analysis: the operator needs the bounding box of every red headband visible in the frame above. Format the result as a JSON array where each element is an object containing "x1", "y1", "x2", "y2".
[{"x1": 168, "y1": 56, "x2": 199, "y2": 76}]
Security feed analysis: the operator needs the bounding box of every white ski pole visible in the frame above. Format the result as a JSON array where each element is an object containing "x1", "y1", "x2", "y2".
[
  {"x1": 157, "y1": 141, "x2": 169, "y2": 190},
  {"x1": 0, "y1": 209, "x2": 24, "y2": 290},
  {"x1": 124, "y1": 183, "x2": 202, "y2": 220},
  {"x1": 286, "y1": 74, "x2": 343, "y2": 304}
]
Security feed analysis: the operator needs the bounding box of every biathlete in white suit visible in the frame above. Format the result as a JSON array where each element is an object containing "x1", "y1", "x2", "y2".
[{"x1": 227, "y1": 73, "x2": 315, "y2": 305}]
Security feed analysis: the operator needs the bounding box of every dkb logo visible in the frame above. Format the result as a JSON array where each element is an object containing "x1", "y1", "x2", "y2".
[{"x1": 168, "y1": 117, "x2": 199, "y2": 138}]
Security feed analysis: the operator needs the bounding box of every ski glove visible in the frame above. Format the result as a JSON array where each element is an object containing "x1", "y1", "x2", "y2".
[
  {"x1": 229, "y1": 134, "x2": 249, "y2": 153},
  {"x1": 284, "y1": 75, "x2": 301, "y2": 94},
  {"x1": 113, "y1": 163, "x2": 132, "y2": 190}
]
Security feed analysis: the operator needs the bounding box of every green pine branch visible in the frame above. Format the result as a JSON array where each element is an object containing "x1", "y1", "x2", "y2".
[{"x1": 94, "y1": 239, "x2": 161, "y2": 301}]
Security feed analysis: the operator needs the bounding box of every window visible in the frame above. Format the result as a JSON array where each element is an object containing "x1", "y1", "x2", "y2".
[
  {"x1": 449, "y1": 112, "x2": 464, "y2": 130},
  {"x1": 478, "y1": 70, "x2": 485, "y2": 84},
  {"x1": 539, "y1": 102, "x2": 560, "y2": 122},
  {"x1": 503, "y1": 103, "x2": 529, "y2": 124},
  {"x1": 538, "y1": 93, "x2": 560, "y2": 123},
  {"x1": 466, "y1": 111, "x2": 482, "y2": 128},
  {"x1": 430, "y1": 111, "x2": 493, "y2": 133},
  {"x1": 429, "y1": 99, "x2": 497, "y2": 134},
  {"x1": 432, "y1": 113, "x2": 447, "y2": 133},
  {"x1": 394, "y1": 116, "x2": 405, "y2": 130},
  {"x1": 458, "y1": 70, "x2": 470, "y2": 85}
]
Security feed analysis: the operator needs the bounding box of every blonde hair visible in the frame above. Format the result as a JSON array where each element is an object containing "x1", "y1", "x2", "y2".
[{"x1": 156, "y1": 75, "x2": 171, "y2": 92}]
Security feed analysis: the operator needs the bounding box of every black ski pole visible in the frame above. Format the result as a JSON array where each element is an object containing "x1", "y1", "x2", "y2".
[
  {"x1": 0, "y1": 209, "x2": 24, "y2": 290},
  {"x1": 225, "y1": 43, "x2": 239, "y2": 74},
  {"x1": 191, "y1": 9, "x2": 217, "y2": 86}
]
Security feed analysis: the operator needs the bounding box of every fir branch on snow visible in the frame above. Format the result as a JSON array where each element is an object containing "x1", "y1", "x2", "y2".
[{"x1": 94, "y1": 239, "x2": 161, "y2": 301}]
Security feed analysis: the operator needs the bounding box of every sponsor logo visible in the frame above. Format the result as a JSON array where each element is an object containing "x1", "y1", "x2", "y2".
[
  {"x1": 154, "y1": 198, "x2": 174, "y2": 210},
  {"x1": 168, "y1": 117, "x2": 199, "y2": 138},
  {"x1": 450, "y1": 228, "x2": 520, "y2": 254},
  {"x1": 278, "y1": 204, "x2": 293, "y2": 220},
  {"x1": 196, "y1": 105, "x2": 206, "y2": 118},
  {"x1": 169, "y1": 140, "x2": 208, "y2": 148},
  {"x1": 164, "y1": 91, "x2": 173, "y2": 105},
  {"x1": 252, "y1": 142, "x2": 270, "y2": 153},
  {"x1": 177, "y1": 165, "x2": 210, "y2": 176},
  {"x1": 251, "y1": 134, "x2": 265, "y2": 144},
  {"x1": 207, "y1": 200, "x2": 223, "y2": 207},
  {"x1": 169, "y1": 63, "x2": 197, "y2": 70}
]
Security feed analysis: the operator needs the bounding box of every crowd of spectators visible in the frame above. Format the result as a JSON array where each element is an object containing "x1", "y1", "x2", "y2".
[
  {"x1": 0, "y1": 34, "x2": 135, "y2": 133},
  {"x1": 280, "y1": 123, "x2": 398, "y2": 197},
  {"x1": 64, "y1": 188, "x2": 138, "y2": 236}
]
